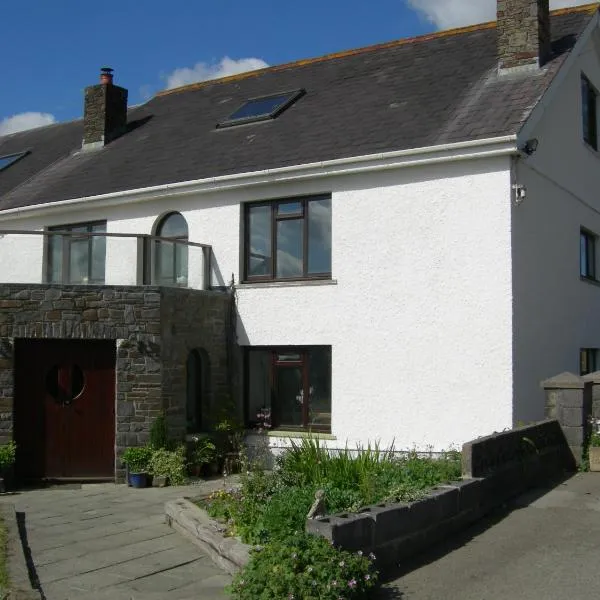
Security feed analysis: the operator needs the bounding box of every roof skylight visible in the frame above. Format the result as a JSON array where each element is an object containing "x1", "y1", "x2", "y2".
[
  {"x1": 0, "y1": 151, "x2": 28, "y2": 172},
  {"x1": 218, "y1": 90, "x2": 305, "y2": 128}
]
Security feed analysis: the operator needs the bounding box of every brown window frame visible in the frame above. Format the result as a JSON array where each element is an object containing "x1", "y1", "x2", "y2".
[
  {"x1": 580, "y1": 348, "x2": 599, "y2": 376},
  {"x1": 243, "y1": 194, "x2": 332, "y2": 282},
  {"x1": 582, "y1": 74, "x2": 598, "y2": 151},
  {"x1": 580, "y1": 228, "x2": 596, "y2": 280},
  {"x1": 245, "y1": 346, "x2": 332, "y2": 433}
]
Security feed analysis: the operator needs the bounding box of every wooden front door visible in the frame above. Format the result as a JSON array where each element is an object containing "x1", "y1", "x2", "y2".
[{"x1": 14, "y1": 339, "x2": 115, "y2": 480}]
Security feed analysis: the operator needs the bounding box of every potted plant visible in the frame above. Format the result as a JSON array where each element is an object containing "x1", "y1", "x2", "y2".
[
  {"x1": 148, "y1": 446, "x2": 187, "y2": 486},
  {"x1": 122, "y1": 446, "x2": 153, "y2": 488},
  {"x1": 189, "y1": 436, "x2": 216, "y2": 477},
  {"x1": 0, "y1": 441, "x2": 16, "y2": 492},
  {"x1": 589, "y1": 432, "x2": 600, "y2": 471}
]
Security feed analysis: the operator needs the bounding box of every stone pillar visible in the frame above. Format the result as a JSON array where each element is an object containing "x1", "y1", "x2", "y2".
[
  {"x1": 582, "y1": 371, "x2": 600, "y2": 421},
  {"x1": 542, "y1": 372, "x2": 592, "y2": 466}
]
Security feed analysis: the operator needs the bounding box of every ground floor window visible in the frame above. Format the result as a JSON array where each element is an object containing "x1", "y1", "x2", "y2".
[
  {"x1": 186, "y1": 348, "x2": 208, "y2": 432},
  {"x1": 245, "y1": 346, "x2": 331, "y2": 432}
]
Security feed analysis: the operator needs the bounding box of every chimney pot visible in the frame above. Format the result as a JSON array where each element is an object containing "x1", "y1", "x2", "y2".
[{"x1": 100, "y1": 67, "x2": 114, "y2": 85}]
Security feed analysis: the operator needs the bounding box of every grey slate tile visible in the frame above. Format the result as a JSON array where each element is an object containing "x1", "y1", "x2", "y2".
[{"x1": 0, "y1": 7, "x2": 595, "y2": 212}]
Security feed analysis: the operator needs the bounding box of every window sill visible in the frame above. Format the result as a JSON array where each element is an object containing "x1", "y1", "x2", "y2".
[
  {"x1": 583, "y1": 140, "x2": 599, "y2": 157},
  {"x1": 238, "y1": 279, "x2": 337, "y2": 289},
  {"x1": 581, "y1": 275, "x2": 600, "y2": 287},
  {"x1": 245, "y1": 429, "x2": 336, "y2": 440}
]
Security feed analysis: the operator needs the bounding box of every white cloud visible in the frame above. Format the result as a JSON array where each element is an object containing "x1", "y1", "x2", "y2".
[
  {"x1": 164, "y1": 56, "x2": 269, "y2": 89},
  {"x1": 0, "y1": 112, "x2": 56, "y2": 136},
  {"x1": 406, "y1": 0, "x2": 596, "y2": 30}
]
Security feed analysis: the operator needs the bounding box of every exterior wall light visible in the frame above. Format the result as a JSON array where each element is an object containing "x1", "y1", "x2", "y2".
[{"x1": 520, "y1": 138, "x2": 539, "y2": 156}]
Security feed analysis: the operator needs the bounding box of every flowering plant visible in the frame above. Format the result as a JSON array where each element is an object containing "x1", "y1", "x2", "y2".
[
  {"x1": 255, "y1": 407, "x2": 272, "y2": 432},
  {"x1": 228, "y1": 531, "x2": 378, "y2": 599},
  {"x1": 589, "y1": 417, "x2": 600, "y2": 447}
]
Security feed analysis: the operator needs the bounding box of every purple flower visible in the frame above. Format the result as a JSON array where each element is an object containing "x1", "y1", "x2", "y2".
[{"x1": 348, "y1": 578, "x2": 357, "y2": 588}]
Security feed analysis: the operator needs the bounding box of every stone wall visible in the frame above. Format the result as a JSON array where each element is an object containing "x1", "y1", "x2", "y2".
[
  {"x1": 0, "y1": 284, "x2": 231, "y2": 481},
  {"x1": 582, "y1": 371, "x2": 600, "y2": 421},
  {"x1": 83, "y1": 82, "x2": 128, "y2": 146},
  {"x1": 497, "y1": 0, "x2": 551, "y2": 69},
  {"x1": 160, "y1": 287, "x2": 233, "y2": 440},
  {"x1": 542, "y1": 372, "x2": 592, "y2": 465}
]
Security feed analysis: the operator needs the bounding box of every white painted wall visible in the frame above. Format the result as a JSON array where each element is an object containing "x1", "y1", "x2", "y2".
[
  {"x1": 0, "y1": 156, "x2": 514, "y2": 451},
  {"x1": 0, "y1": 231, "x2": 44, "y2": 283},
  {"x1": 512, "y1": 26, "x2": 600, "y2": 423}
]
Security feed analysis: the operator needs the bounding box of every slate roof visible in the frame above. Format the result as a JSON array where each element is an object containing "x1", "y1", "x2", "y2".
[{"x1": 0, "y1": 5, "x2": 596, "y2": 211}]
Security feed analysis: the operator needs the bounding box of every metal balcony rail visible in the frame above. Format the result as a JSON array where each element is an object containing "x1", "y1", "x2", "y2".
[{"x1": 0, "y1": 229, "x2": 212, "y2": 290}]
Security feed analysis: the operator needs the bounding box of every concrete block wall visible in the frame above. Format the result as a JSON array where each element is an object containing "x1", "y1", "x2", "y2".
[{"x1": 307, "y1": 419, "x2": 575, "y2": 567}]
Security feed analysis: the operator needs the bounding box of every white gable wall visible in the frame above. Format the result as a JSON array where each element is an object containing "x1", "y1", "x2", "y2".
[
  {"x1": 512, "y1": 25, "x2": 600, "y2": 423},
  {"x1": 0, "y1": 156, "x2": 513, "y2": 450}
]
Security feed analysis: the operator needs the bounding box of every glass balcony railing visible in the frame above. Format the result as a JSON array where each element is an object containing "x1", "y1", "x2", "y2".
[{"x1": 0, "y1": 230, "x2": 213, "y2": 290}]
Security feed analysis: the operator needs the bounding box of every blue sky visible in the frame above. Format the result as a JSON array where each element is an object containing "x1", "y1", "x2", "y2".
[{"x1": 0, "y1": 0, "x2": 593, "y2": 135}]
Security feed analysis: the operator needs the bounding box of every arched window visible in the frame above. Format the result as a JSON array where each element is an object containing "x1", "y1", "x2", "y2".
[
  {"x1": 155, "y1": 212, "x2": 188, "y2": 286},
  {"x1": 186, "y1": 349, "x2": 209, "y2": 432}
]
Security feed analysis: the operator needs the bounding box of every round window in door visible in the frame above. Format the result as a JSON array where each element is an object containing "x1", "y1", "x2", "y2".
[{"x1": 46, "y1": 365, "x2": 85, "y2": 405}]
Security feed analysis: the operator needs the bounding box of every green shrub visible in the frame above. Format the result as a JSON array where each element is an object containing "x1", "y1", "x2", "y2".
[
  {"x1": 322, "y1": 485, "x2": 363, "y2": 514},
  {"x1": 149, "y1": 414, "x2": 170, "y2": 450},
  {"x1": 244, "y1": 486, "x2": 316, "y2": 544},
  {"x1": 590, "y1": 432, "x2": 600, "y2": 448},
  {"x1": 228, "y1": 532, "x2": 378, "y2": 600},
  {"x1": 275, "y1": 438, "x2": 461, "y2": 508},
  {"x1": 122, "y1": 446, "x2": 153, "y2": 473},
  {"x1": 148, "y1": 446, "x2": 187, "y2": 485},
  {"x1": 189, "y1": 435, "x2": 216, "y2": 466},
  {"x1": 0, "y1": 442, "x2": 16, "y2": 471}
]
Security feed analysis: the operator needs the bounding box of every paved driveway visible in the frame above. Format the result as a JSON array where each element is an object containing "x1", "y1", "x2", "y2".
[
  {"x1": 1, "y1": 481, "x2": 233, "y2": 600},
  {"x1": 379, "y1": 473, "x2": 600, "y2": 600}
]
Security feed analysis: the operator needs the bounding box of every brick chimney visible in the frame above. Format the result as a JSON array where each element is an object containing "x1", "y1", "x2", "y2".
[
  {"x1": 82, "y1": 67, "x2": 128, "y2": 149},
  {"x1": 497, "y1": 0, "x2": 551, "y2": 70}
]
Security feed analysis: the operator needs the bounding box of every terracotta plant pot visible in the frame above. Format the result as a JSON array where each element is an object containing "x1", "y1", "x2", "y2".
[
  {"x1": 189, "y1": 464, "x2": 202, "y2": 478},
  {"x1": 589, "y1": 447, "x2": 600, "y2": 472}
]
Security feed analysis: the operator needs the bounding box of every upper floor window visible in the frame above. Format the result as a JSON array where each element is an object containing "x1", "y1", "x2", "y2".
[
  {"x1": 580, "y1": 228, "x2": 596, "y2": 280},
  {"x1": 218, "y1": 90, "x2": 305, "y2": 128},
  {"x1": 154, "y1": 212, "x2": 188, "y2": 286},
  {"x1": 244, "y1": 194, "x2": 331, "y2": 281},
  {"x1": 582, "y1": 74, "x2": 598, "y2": 150},
  {"x1": 46, "y1": 221, "x2": 106, "y2": 284},
  {"x1": 0, "y1": 151, "x2": 28, "y2": 172},
  {"x1": 580, "y1": 348, "x2": 598, "y2": 376}
]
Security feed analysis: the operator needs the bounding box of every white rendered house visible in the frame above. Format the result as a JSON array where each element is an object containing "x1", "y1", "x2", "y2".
[{"x1": 0, "y1": 1, "x2": 599, "y2": 479}]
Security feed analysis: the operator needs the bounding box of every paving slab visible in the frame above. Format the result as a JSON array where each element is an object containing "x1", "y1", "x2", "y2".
[
  {"x1": 0, "y1": 479, "x2": 234, "y2": 599},
  {"x1": 378, "y1": 473, "x2": 600, "y2": 600}
]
